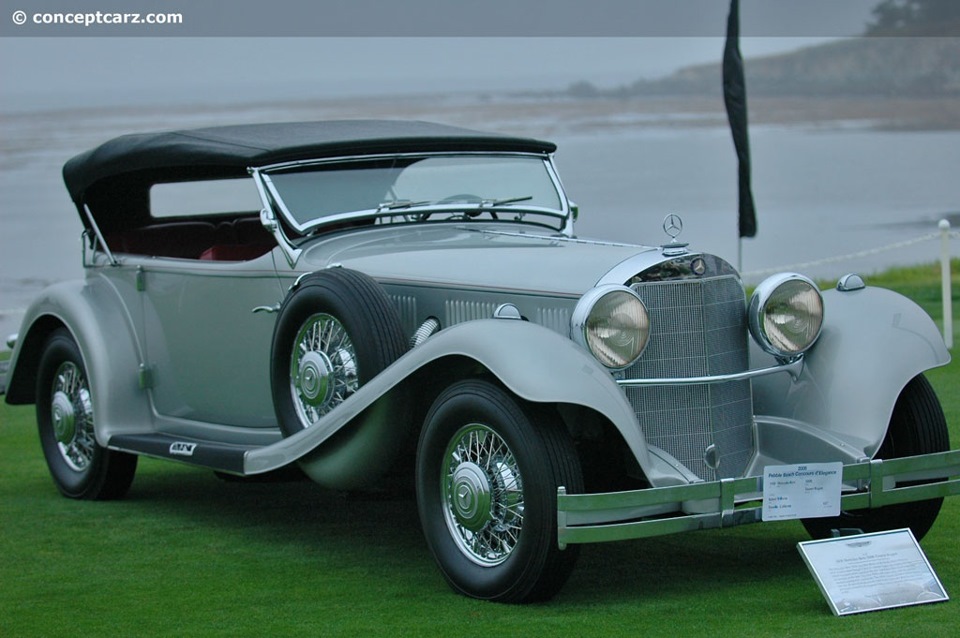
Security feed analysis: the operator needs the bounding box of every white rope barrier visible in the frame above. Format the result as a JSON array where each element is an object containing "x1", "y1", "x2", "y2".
[
  {"x1": 745, "y1": 220, "x2": 956, "y2": 350},
  {"x1": 742, "y1": 231, "x2": 954, "y2": 278}
]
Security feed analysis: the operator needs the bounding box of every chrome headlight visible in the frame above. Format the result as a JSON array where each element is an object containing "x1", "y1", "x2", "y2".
[
  {"x1": 748, "y1": 273, "x2": 824, "y2": 359},
  {"x1": 572, "y1": 286, "x2": 650, "y2": 370}
]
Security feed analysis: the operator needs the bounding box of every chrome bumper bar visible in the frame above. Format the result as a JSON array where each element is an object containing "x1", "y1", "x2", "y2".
[{"x1": 557, "y1": 450, "x2": 960, "y2": 548}]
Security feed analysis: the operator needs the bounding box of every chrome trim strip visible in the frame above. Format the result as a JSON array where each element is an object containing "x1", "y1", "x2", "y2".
[
  {"x1": 615, "y1": 357, "x2": 803, "y2": 387},
  {"x1": 250, "y1": 168, "x2": 301, "y2": 267},
  {"x1": 542, "y1": 156, "x2": 574, "y2": 237},
  {"x1": 471, "y1": 228, "x2": 656, "y2": 250},
  {"x1": 82, "y1": 204, "x2": 118, "y2": 266}
]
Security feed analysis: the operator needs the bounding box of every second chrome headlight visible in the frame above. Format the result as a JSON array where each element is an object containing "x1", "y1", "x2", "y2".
[
  {"x1": 748, "y1": 273, "x2": 824, "y2": 359},
  {"x1": 572, "y1": 286, "x2": 650, "y2": 370}
]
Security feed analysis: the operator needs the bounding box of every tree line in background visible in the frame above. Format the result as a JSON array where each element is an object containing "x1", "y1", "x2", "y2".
[
  {"x1": 867, "y1": 0, "x2": 960, "y2": 35},
  {"x1": 560, "y1": 0, "x2": 960, "y2": 99}
]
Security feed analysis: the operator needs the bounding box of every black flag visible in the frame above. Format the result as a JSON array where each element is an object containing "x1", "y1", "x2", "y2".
[{"x1": 723, "y1": 0, "x2": 757, "y2": 238}]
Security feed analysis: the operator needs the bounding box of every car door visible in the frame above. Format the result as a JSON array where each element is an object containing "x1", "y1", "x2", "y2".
[{"x1": 139, "y1": 254, "x2": 285, "y2": 429}]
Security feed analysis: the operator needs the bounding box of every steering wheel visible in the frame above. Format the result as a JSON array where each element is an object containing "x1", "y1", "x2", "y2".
[{"x1": 432, "y1": 193, "x2": 498, "y2": 220}]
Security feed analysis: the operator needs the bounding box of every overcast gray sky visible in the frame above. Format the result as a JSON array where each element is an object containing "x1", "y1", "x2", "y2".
[{"x1": 1, "y1": 0, "x2": 883, "y2": 111}]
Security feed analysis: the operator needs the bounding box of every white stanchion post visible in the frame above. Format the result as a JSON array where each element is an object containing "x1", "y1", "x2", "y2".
[{"x1": 940, "y1": 219, "x2": 953, "y2": 349}]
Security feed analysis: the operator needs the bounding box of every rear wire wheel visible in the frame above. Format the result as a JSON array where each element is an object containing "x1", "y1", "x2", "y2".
[
  {"x1": 416, "y1": 380, "x2": 583, "y2": 603},
  {"x1": 36, "y1": 329, "x2": 137, "y2": 500}
]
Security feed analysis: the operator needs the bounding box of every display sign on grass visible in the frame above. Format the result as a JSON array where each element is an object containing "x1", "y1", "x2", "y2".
[{"x1": 798, "y1": 528, "x2": 948, "y2": 616}]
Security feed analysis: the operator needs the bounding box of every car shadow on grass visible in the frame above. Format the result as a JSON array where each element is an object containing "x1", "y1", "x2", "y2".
[
  {"x1": 126, "y1": 460, "x2": 423, "y2": 543},
  {"x1": 562, "y1": 525, "x2": 815, "y2": 606},
  {"x1": 120, "y1": 459, "x2": 818, "y2": 606}
]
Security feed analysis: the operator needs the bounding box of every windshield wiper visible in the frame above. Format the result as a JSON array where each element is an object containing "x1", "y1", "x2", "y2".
[
  {"x1": 481, "y1": 195, "x2": 533, "y2": 207},
  {"x1": 376, "y1": 199, "x2": 432, "y2": 211},
  {"x1": 376, "y1": 196, "x2": 536, "y2": 223}
]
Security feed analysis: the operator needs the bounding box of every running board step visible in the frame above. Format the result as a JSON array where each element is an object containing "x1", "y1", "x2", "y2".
[{"x1": 108, "y1": 434, "x2": 256, "y2": 474}]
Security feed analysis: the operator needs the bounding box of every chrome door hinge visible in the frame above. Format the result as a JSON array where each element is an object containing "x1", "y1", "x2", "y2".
[
  {"x1": 138, "y1": 363, "x2": 154, "y2": 390},
  {"x1": 136, "y1": 266, "x2": 146, "y2": 292}
]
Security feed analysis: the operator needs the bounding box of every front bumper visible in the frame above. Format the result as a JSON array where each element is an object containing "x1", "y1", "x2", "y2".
[{"x1": 557, "y1": 450, "x2": 960, "y2": 548}]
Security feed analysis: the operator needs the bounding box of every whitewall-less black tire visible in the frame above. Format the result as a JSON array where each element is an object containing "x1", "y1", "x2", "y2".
[
  {"x1": 271, "y1": 268, "x2": 408, "y2": 436},
  {"x1": 36, "y1": 329, "x2": 137, "y2": 500},
  {"x1": 802, "y1": 375, "x2": 949, "y2": 541},
  {"x1": 416, "y1": 380, "x2": 583, "y2": 603}
]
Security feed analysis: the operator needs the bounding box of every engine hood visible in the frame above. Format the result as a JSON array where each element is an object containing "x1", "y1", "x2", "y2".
[{"x1": 294, "y1": 223, "x2": 664, "y2": 297}]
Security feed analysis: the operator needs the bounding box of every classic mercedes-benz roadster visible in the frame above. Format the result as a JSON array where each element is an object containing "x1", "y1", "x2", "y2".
[{"x1": 4, "y1": 120, "x2": 958, "y2": 602}]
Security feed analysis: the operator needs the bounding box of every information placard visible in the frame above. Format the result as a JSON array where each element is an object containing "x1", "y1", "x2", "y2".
[
  {"x1": 762, "y1": 462, "x2": 842, "y2": 521},
  {"x1": 798, "y1": 529, "x2": 948, "y2": 616}
]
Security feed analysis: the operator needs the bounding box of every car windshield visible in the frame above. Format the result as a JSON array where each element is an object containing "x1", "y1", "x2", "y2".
[{"x1": 263, "y1": 155, "x2": 566, "y2": 232}]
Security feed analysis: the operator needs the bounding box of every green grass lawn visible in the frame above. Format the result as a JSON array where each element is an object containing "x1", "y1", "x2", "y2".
[{"x1": 1, "y1": 264, "x2": 958, "y2": 637}]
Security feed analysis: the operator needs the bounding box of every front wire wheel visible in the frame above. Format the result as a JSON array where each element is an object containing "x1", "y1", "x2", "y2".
[
  {"x1": 36, "y1": 329, "x2": 137, "y2": 500},
  {"x1": 442, "y1": 423, "x2": 525, "y2": 567},
  {"x1": 417, "y1": 380, "x2": 583, "y2": 603}
]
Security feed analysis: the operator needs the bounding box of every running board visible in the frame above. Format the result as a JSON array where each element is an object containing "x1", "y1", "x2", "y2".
[{"x1": 108, "y1": 433, "x2": 256, "y2": 474}]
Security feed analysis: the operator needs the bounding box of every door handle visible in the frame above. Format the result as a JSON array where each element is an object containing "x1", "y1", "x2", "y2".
[{"x1": 252, "y1": 304, "x2": 280, "y2": 314}]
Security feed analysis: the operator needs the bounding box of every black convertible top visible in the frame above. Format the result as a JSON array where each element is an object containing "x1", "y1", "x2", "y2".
[{"x1": 63, "y1": 120, "x2": 557, "y2": 206}]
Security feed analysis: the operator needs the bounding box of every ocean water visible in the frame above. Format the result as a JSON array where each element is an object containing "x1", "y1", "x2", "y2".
[
  {"x1": 556, "y1": 125, "x2": 960, "y2": 276},
  {"x1": 1, "y1": 97, "x2": 958, "y2": 342}
]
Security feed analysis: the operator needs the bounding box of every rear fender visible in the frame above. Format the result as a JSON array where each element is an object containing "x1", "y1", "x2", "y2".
[{"x1": 4, "y1": 278, "x2": 150, "y2": 444}]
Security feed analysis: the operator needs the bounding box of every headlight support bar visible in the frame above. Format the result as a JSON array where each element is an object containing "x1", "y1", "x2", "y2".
[{"x1": 615, "y1": 356, "x2": 803, "y2": 387}]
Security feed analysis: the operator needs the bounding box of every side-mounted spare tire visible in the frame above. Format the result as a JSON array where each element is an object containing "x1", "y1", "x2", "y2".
[{"x1": 270, "y1": 267, "x2": 410, "y2": 490}]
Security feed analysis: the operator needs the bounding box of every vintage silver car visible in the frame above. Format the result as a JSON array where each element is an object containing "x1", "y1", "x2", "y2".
[{"x1": 4, "y1": 120, "x2": 958, "y2": 602}]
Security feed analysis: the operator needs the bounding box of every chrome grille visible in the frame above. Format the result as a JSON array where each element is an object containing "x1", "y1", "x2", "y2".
[{"x1": 625, "y1": 275, "x2": 754, "y2": 481}]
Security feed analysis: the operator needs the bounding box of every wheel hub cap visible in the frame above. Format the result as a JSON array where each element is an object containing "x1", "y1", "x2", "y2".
[
  {"x1": 441, "y1": 423, "x2": 525, "y2": 567},
  {"x1": 51, "y1": 391, "x2": 76, "y2": 444},
  {"x1": 450, "y1": 462, "x2": 492, "y2": 532},
  {"x1": 297, "y1": 351, "x2": 333, "y2": 407}
]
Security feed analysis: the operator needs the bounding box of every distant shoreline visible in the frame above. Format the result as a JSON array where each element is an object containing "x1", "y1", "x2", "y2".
[{"x1": 3, "y1": 92, "x2": 958, "y2": 136}]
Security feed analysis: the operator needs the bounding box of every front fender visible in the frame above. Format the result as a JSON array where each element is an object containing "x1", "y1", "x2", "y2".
[
  {"x1": 4, "y1": 277, "x2": 150, "y2": 445},
  {"x1": 752, "y1": 285, "x2": 950, "y2": 460},
  {"x1": 246, "y1": 319, "x2": 675, "y2": 483}
]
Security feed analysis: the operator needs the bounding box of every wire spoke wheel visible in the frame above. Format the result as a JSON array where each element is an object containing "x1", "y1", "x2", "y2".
[
  {"x1": 49, "y1": 361, "x2": 97, "y2": 472},
  {"x1": 290, "y1": 313, "x2": 359, "y2": 427},
  {"x1": 443, "y1": 423, "x2": 524, "y2": 566},
  {"x1": 417, "y1": 380, "x2": 583, "y2": 603},
  {"x1": 36, "y1": 328, "x2": 137, "y2": 500},
  {"x1": 270, "y1": 268, "x2": 410, "y2": 489}
]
